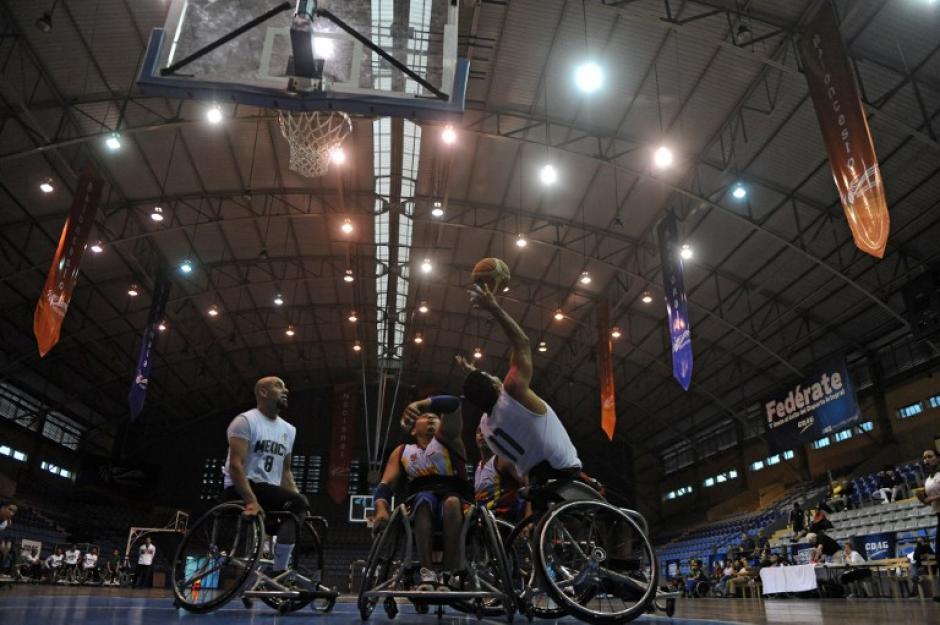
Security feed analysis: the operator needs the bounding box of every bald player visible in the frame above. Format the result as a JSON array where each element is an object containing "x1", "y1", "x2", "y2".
[{"x1": 222, "y1": 376, "x2": 305, "y2": 573}]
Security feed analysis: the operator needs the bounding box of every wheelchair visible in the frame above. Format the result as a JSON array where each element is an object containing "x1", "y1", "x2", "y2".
[
  {"x1": 501, "y1": 477, "x2": 678, "y2": 624},
  {"x1": 170, "y1": 501, "x2": 338, "y2": 614},
  {"x1": 357, "y1": 500, "x2": 516, "y2": 621}
]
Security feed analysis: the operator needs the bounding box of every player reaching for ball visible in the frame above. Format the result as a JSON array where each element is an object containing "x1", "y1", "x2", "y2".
[{"x1": 460, "y1": 278, "x2": 582, "y2": 485}]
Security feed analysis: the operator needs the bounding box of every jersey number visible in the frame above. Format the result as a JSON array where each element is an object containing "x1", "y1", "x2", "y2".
[
  {"x1": 263, "y1": 455, "x2": 274, "y2": 472},
  {"x1": 486, "y1": 428, "x2": 525, "y2": 463}
]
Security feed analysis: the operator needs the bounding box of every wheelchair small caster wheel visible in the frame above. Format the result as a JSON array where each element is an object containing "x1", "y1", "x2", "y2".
[
  {"x1": 414, "y1": 602, "x2": 429, "y2": 614},
  {"x1": 665, "y1": 598, "x2": 675, "y2": 617},
  {"x1": 474, "y1": 601, "x2": 484, "y2": 620},
  {"x1": 172, "y1": 599, "x2": 181, "y2": 609},
  {"x1": 384, "y1": 597, "x2": 398, "y2": 619},
  {"x1": 241, "y1": 597, "x2": 253, "y2": 609}
]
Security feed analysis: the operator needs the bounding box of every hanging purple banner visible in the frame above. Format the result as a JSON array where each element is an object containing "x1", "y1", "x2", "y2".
[
  {"x1": 657, "y1": 213, "x2": 693, "y2": 390},
  {"x1": 129, "y1": 274, "x2": 170, "y2": 420}
]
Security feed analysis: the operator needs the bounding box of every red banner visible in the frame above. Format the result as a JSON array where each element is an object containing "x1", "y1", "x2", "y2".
[
  {"x1": 327, "y1": 382, "x2": 358, "y2": 504},
  {"x1": 798, "y1": 4, "x2": 889, "y2": 258},
  {"x1": 596, "y1": 300, "x2": 616, "y2": 441},
  {"x1": 33, "y1": 165, "x2": 102, "y2": 357}
]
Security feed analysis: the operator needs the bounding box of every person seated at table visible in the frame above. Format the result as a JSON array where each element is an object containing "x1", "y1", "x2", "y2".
[
  {"x1": 725, "y1": 559, "x2": 755, "y2": 598},
  {"x1": 908, "y1": 536, "x2": 934, "y2": 594},
  {"x1": 807, "y1": 532, "x2": 841, "y2": 564},
  {"x1": 838, "y1": 541, "x2": 871, "y2": 597}
]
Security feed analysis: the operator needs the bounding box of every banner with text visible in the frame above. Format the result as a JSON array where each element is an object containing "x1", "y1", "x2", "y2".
[
  {"x1": 859, "y1": 532, "x2": 896, "y2": 561},
  {"x1": 596, "y1": 299, "x2": 617, "y2": 440},
  {"x1": 764, "y1": 357, "x2": 860, "y2": 454},
  {"x1": 129, "y1": 273, "x2": 170, "y2": 421},
  {"x1": 657, "y1": 212, "x2": 693, "y2": 390},
  {"x1": 798, "y1": 3, "x2": 889, "y2": 258},
  {"x1": 327, "y1": 382, "x2": 358, "y2": 504},
  {"x1": 34, "y1": 164, "x2": 102, "y2": 357}
]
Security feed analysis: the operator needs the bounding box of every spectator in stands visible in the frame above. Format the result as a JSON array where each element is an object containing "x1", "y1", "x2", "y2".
[
  {"x1": 106, "y1": 548, "x2": 123, "y2": 585},
  {"x1": 134, "y1": 537, "x2": 156, "y2": 588},
  {"x1": 64, "y1": 544, "x2": 81, "y2": 584},
  {"x1": 874, "y1": 466, "x2": 902, "y2": 504},
  {"x1": 739, "y1": 532, "x2": 755, "y2": 559},
  {"x1": 44, "y1": 547, "x2": 64, "y2": 582},
  {"x1": 725, "y1": 559, "x2": 755, "y2": 598},
  {"x1": 808, "y1": 505, "x2": 834, "y2": 534},
  {"x1": 716, "y1": 561, "x2": 735, "y2": 596},
  {"x1": 838, "y1": 541, "x2": 871, "y2": 597},
  {"x1": 82, "y1": 547, "x2": 100, "y2": 584},
  {"x1": 915, "y1": 447, "x2": 940, "y2": 602},
  {"x1": 788, "y1": 502, "x2": 804, "y2": 539},
  {"x1": 0, "y1": 499, "x2": 16, "y2": 532},
  {"x1": 807, "y1": 532, "x2": 841, "y2": 563},
  {"x1": 828, "y1": 480, "x2": 854, "y2": 512},
  {"x1": 909, "y1": 536, "x2": 934, "y2": 596}
]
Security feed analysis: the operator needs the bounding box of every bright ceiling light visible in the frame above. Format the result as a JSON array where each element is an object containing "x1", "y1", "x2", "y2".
[
  {"x1": 179, "y1": 259, "x2": 193, "y2": 274},
  {"x1": 150, "y1": 206, "x2": 165, "y2": 222},
  {"x1": 414, "y1": 333, "x2": 424, "y2": 345},
  {"x1": 313, "y1": 35, "x2": 335, "y2": 59},
  {"x1": 441, "y1": 125, "x2": 457, "y2": 145},
  {"x1": 344, "y1": 269, "x2": 355, "y2": 283},
  {"x1": 420, "y1": 258, "x2": 433, "y2": 274},
  {"x1": 105, "y1": 133, "x2": 121, "y2": 151},
  {"x1": 418, "y1": 301, "x2": 429, "y2": 314},
  {"x1": 208, "y1": 305, "x2": 220, "y2": 317},
  {"x1": 431, "y1": 200, "x2": 444, "y2": 218},
  {"x1": 330, "y1": 146, "x2": 346, "y2": 165},
  {"x1": 731, "y1": 182, "x2": 747, "y2": 199},
  {"x1": 341, "y1": 218, "x2": 354, "y2": 234},
  {"x1": 680, "y1": 243, "x2": 693, "y2": 260},
  {"x1": 579, "y1": 270, "x2": 592, "y2": 285},
  {"x1": 285, "y1": 325, "x2": 295, "y2": 337},
  {"x1": 537, "y1": 340, "x2": 548, "y2": 353},
  {"x1": 554, "y1": 308, "x2": 564, "y2": 321},
  {"x1": 515, "y1": 234, "x2": 527, "y2": 248},
  {"x1": 574, "y1": 61, "x2": 604, "y2": 93},
  {"x1": 157, "y1": 320, "x2": 167, "y2": 332},
  {"x1": 353, "y1": 340, "x2": 362, "y2": 352},
  {"x1": 473, "y1": 347, "x2": 483, "y2": 359},
  {"x1": 653, "y1": 145, "x2": 674, "y2": 169},
  {"x1": 611, "y1": 327, "x2": 622, "y2": 339},
  {"x1": 89, "y1": 241, "x2": 104, "y2": 254},
  {"x1": 348, "y1": 311, "x2": 358, "y2": 323},
  {"x1": 540, "y1": 163, "x2": 558, "y2": 186},
  {"x1": 39, "y1": 177, "x2": 54, "y2": 193},
  {"x1": 274, "y1": 293, "x2": 284, "y2": 306},
  {"x1": 127, "y1": 284, "x2": 139, "y2": 297},
  {"x1": 206, "y1": 104, "x2": 223, "y2": 124},
  {"x1": 641, "y1": 290, "x2": 653, "y2": 304},
  {"x1": 502, "y1": 286, "x2": 510, "y2": 293}
]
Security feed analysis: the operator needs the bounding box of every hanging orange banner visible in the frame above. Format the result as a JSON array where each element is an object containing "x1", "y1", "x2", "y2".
[
  {"x1": 327, "y1": 382, "x2": 358, "y2": 504},
  {"x1": 33, "y1": 165, "x2": 102, "y2": 357},
  {"x1": 596, "y1": 300, "x2": 616, "y2": 441},
  {"x1": 798, "y1": 3, "x2": 889, "y2": 258}
]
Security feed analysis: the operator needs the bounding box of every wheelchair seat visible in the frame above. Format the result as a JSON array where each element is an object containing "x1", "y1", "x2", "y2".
[{"x1": 519, "y1": 477, "x2": 603, "y2": 507}]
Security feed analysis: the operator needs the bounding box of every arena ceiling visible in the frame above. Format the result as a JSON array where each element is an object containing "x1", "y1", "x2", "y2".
[{"x1": 0, "y1": 0, "x2": 938, "y2": 461}]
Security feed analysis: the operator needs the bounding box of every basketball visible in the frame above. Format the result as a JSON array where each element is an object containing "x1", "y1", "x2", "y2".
[{"x1": 471, "y1": 257, "x2": 511, "y2": 292}]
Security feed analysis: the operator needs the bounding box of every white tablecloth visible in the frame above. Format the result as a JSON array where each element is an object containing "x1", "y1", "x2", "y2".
[{"x1": 759, "y1": 564, "x2": 818, "y2": 594}]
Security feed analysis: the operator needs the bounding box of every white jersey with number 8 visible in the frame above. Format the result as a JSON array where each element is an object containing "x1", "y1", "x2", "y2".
[{"x1": 223, "y1": 408, "x2": 296, "y2": 488}]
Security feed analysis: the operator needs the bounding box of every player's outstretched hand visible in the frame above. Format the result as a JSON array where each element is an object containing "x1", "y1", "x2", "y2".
[
  {"x1": 455, "y1": 354, "x2": 477, "y2": 373},
  {"x1": 468, "y1": 283, "x2": 499, "y2": 314},
  {"x1": 401, "y1": 400, "x2": 426, "y2": 432}
]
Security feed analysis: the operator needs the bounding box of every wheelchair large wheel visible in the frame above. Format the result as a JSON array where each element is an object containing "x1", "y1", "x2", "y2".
[
  {"x1": 259, "y1": 519, "x2": 334, "y2": 613},
  {"x1": 535, "y1": 500, "x2": 657, "y2": 624},
  {"x1": 358, "y1": 507, "x2": 409, "y2": 621},
  {"x1": 451, "y1": 507, "x2": 516, "y2": 621},
  {"x1": 171, "y1": 503, "x2": 263, "y2": 613}
]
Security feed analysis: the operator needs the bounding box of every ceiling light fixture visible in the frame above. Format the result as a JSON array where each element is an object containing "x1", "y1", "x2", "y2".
[
  {"x1": 341, "y1": 218, "x2": 354, "y2": 234},
  {"x1": 206, "y1": 104, "x2": 223, "y2": 124},
  {"x1": 579, "y1": 270, "x2": 592, "y2": 285},
  {"x1": 554, "y1": 308, "x2": 564, "y2": 321},
  {"x1": 420, "y1": 258, "x2": 433, "y2": 274},
  {"x1": 35, "y1": 11, "x2": 53, "y2": 33},
  {"x1": 127, "y1": 284, "x2": 139, "y2": 297},
  {"x1": 653, "y1": 145, "x2": 674, "y2": 169},
  {"x1": 348, "y1": 311, "x2": 358, "y2": 323},
  {"x1": 344, "y1": 269, "x2": 355, "y2": 283},
  {"x1": 540, "y1": 163, "x2": 558, "y2": 186},
  {"x1": 39, "y1": 177, "x2": 54, "y2": 193},
  {"x1": 574, "y1": 61, "x2": 604, "y2": 93},
  {"x1": 418, "y1": 301, "x2": 429, "y2": 314},
  {"x1": 330, "y1": 146, "x2": 346, "y2": 165},
  {"x1": 414, "y1": 333, "x2": 424, "y2": 345},
  {"x1": 157, "y1": 320, "x2": 167, "y2": 332},
  {"x1": 285, "y1": 325, "x2": 295, "y2": 337},
  {"x1": 353, "y1": 340, "x2": 362, "y2": 352},
  {"x1": 150, "y1": 206, "x2": 165, "y2": 222},
  {"x1": 473, "y1": 347, "x2": 483, "y2": 359},
  {"x1": 611, "y1": 327, "x2": 622, "y2": 339},
  {"x1": 274, "y1": 293, "x2": 284, "y2": 306},
  {"x1": 441, "y1": 125, "x2": 457, "y2": 145},
  {"x1": 208, "y1": 305, "x2": 220, "y2": 317},
  {"x1": 641, "y1": 291, "x2": 653, "y2": 304},
  {"x1": 313, "y1": 35, "x2": 335, "y2": 59},
  {"x1": 431, "y1": 200, "x2": 444, "y2": 218},
  {"x1": 105, "y1": 133, "x2": 121, "y2": 151},
  {"x1": 680, "y1": 243, "x2": 693, "y2": 260},
  {"x1": 537, "y1": 340, "x2": 548, "y2": 353},
  {"x1": 179, "y1": 259, "x2": 193, "y2": 274},
  {"x1": 89, "y1": 241, "x2": 104, "y2": 254},
  {"x1": 515, "y1": 234, "x2": 527, "y2": 248},
  {"x1": 731, "y1": 182, "x2": 747, "y2": 199}
]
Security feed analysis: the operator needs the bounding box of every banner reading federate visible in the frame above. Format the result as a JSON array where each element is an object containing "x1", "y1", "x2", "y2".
[
  {"x1": 596, "y1": 299, "x2": 616, "y2": 440},
  {"x1": 129, "y1": 273, "x2": 171, "y2": 421},
  {"x1": 763, "y1": 357, "x2": 860, "y2": 454},
  {"x1": 33, "y1": 165, "x2": 103, "y2": 357},
  {"x1": 798, "y1": 3, "x2": 889, "y2": 258},
  {"x1": 327, "y1": 382, "x2": 358, "y2": 504},
  {"x1": 657, "y1": 212, "x2": 693, "y2": 390}
]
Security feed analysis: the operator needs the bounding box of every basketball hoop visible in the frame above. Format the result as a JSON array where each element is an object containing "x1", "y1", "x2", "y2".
[{"x1": 276, "y1": 110, "x2": 352, "y2": 178}]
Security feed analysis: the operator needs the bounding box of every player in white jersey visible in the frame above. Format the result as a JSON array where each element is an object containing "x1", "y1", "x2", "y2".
[
  {"x1": 461, "y1": 283, "x2": 582, "y2": 484},
  {"x1": 222, "y1": 376, "x2": 305, "y2": 573},
  {"x1": 64, "y1": 544, "x2": 81, "y2": 583},
  {"x1": 373, "y1": 395, "x2": 470, "y2": 589},
  {"x1": 82, "y1": 547, "x2": 100, "y2": 583}
]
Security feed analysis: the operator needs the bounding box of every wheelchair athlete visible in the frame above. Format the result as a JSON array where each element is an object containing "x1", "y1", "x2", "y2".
[
  {"x1": 474, "y1": 425, "x2": 525, "y2": 523},
  {"x1": 372, "y1": 395, "x2": 472, "y2": 591}
]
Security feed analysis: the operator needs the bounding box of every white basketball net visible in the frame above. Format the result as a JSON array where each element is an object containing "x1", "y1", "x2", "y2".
[{"x1": 276, "y1": 110, "x2": 352, "y2": 178}]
